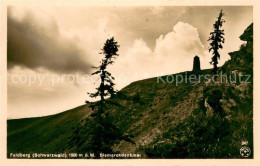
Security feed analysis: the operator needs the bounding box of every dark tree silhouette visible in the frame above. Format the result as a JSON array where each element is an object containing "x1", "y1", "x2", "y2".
[
  {"x1": 208, "y1": 9, "x2": 225, "y2": 74},
  {"x1": 86, "y1": 37, "x2": 119, "y2": 116},
  {"x1": 68, "y1": 37, "x2": 133, "y2": 157},
  {"x1": 192, "y1": 55, "x2": 201, "y2": 74}
]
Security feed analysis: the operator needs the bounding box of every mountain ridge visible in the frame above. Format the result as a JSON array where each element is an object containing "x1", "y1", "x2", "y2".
[{"x1": 7, "y1": 23, "x2": 253, "y2": 158}]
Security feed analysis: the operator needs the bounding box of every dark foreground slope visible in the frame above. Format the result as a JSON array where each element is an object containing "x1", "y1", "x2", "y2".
[
  {"x1": 7, "y1": 70, "x2": 210, "y2": 155},
  {"x1": 7, "y1": 23, "x2": 253, "y2": 158}
]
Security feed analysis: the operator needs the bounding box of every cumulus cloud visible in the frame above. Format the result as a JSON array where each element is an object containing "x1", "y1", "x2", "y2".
[
  {"x1": 7, "y1": 8, "x2": 92, "y2": 73},
  {"x1": 111, "y1": 21, "x2": 207, "y2": 85},
  {"x1": 155, "y1": 22, "x2": 204, "y2": 57},
  {"x1": 154, "y1": 22, "x2": 206, "y2": 73}
]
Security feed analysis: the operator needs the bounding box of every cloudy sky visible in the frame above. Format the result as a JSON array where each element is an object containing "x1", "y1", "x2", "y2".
[{"x1": 7, "y1": 6, "x2": 252, "y2": 119}]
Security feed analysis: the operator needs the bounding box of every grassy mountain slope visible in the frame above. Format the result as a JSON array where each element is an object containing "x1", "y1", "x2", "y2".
[
  {"x1": 7, "y1": 70, "x2": 208, "y2": 154},
  {"x1": 7, "y1": 23, "x2": 253, "y2": 158}
]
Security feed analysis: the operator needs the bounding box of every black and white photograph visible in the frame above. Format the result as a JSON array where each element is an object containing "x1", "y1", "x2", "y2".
[{"x1": 0, "y1": 1, "x2": 259, "y2": 165}]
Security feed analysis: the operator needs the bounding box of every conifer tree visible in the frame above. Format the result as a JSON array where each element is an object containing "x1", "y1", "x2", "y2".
[
  {"x1": 68, "y1": 37, "x2": 133, "y2": 157},
  {"x1": 86, "y1": 37, "x2": 119, "y2": 116},
  {"x1": 208, "y1": 9, "x2": 225, "y2": 74}
]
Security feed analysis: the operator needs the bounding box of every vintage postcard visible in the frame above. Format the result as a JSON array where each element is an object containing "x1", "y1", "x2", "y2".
[{"x1": 0, "y1": 0, "x2": 260, "y2": 166}]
